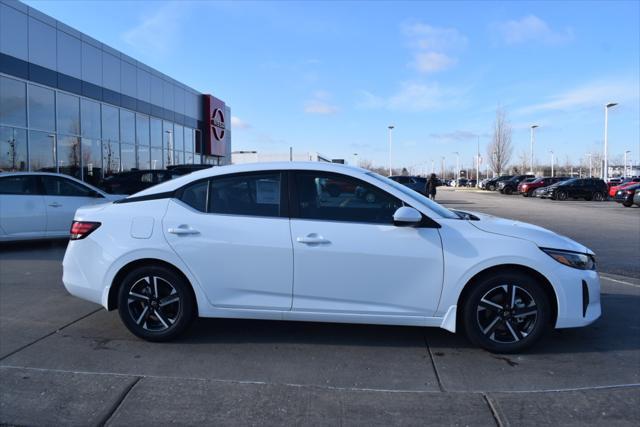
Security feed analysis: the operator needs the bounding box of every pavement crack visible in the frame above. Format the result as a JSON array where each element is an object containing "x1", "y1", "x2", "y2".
[
  {"x1": 482, "y1": 393, "x2": 505, "y2": 427},
  {"x1": 423, "y1": 333, "x2": 445, "y2": 392},
  {"x1": 0, "y1": 308, "x2": 102, "y2": 362},
  {"x1": 99, "y1": 376, "x2": 141, "y2": 427}
]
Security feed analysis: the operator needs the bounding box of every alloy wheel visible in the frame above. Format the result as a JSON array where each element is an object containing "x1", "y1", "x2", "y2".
[
  {"x1": 476, "y1": 284, "x2": 538, "y2": 344},
  {"x1": 127, "y1": 276, "x2": 181, "y2": 332},
  {"x1": 593, "y1": 192, "x2": 604, "y2": 201}
]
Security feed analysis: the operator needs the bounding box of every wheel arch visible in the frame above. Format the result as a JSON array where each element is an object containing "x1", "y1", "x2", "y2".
[
  {"x1": 107, "y1": 258, "x2": 198, "y2": 314},
  {"x1": 455, "y1": 264, "x2": 558, "y2": 330}
]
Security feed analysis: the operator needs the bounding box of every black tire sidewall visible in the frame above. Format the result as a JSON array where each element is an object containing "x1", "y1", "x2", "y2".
[
  {"x1": 118, "y1": 265, "x2": 195, "y2": 342},
  {"x1": 462, "y1": 271, "x2": 551, "y2": 353}
]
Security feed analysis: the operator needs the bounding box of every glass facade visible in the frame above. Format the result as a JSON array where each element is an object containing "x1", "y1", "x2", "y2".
[{"x1": 0, "y1": 74, "x2": 198, "y2": 179}]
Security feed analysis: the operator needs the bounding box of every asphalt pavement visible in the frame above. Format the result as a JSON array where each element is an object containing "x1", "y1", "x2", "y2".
[{"x1": 1, "y1": 191, "x2": 639, "y2": 426}]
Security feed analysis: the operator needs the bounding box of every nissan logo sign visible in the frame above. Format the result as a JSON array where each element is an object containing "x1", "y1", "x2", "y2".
[{"x1": 211, "y1": 108, "x2": 225, "y2": 141}]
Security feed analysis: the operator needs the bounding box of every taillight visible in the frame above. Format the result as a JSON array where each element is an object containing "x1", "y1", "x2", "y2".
[{"x1": 70, "y1": 221, "x2": 101, "y2": 240}]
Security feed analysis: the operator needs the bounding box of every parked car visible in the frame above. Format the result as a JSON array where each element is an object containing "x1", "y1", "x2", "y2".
[
  {"x1": 634, "y1": 189, "x2": 640, "y2": 207},
  {"x1": 614, "y1": 183, "x2": 640, "y2": 207},
  {"x1": 62, "y1": 162, "x2": 601, "y2": 353},
  {"x1": 466, "y1": 179, "x2": 477, "y2": 187},
  {"x1": 498, "y1": 175, "x2": 535, "y2": 195},
  {"x1": 100, "y1": 170, "x2": 182, "y2": 195},
  {"x1": 547, "y1": 178, "x2": 608, "y2": 201},
  {"x1": 607, "y1": 178, "x2": 623, "y2": 189},
  {"x1": 0, "y1": 172, "x2": 124, "y2": 241},
  {"x1": 479, "y1": 178, "x2": 490, "y2": 189},
  {"x1": 608, "y1": 177, "x2": 640, "y2": 198},
  {"x1": 455, "y1": 178, "x2": 469, "y2": 187},
  {"x1": 389, "y1": 175, "x2": 428, "y2": 195},
  {"x1": 519, "y1": 177, "x2": 570, "y2": 197},
  {"x1": 484, "y1": 175, "x2": 514, "y2": 191}
]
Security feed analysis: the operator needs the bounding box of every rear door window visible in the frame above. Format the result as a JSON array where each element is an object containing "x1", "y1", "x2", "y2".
[
  {"x1": 41, "y1": 176, "x2": 93, "y2": 197},
  {"x1": 0, "y1": 175, "x2": 41, "y2": 195},
  {"x1": 209, "y1": 172, "x2": 282, "y2": 217}
]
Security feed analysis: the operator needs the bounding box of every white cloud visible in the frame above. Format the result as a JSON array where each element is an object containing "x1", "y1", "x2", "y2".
[
  {"x1": 402, "y1": 22, "x2": 466, "y2": 74},
  {"x1": 358, "y1": 81, "x2": 464, "y2": 112},
  {"x1": 122, "y1": 2, "x2": 188, "y2": 54},
  {"x1": 515, "y1": 78, "x2": 639, "y2": 115},
  {"x1": 429, "y1": 130, "x2": 479, "y2": 142},
  {"x1": 412, "y1": 52, "x2": 457, "y2": 73},
  {"x1": 231, "y1": 116, "x2": 251, "y2": 130},
  {"x1": 304, "y1": 91, "x2": 339, "y2": 115},
  {"x1": 495, "y1": 15, "x2": 573, "y2": 45}
]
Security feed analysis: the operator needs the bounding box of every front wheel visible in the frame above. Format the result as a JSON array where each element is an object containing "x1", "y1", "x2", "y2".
[
  {"x1": 556, "y1": 190, "x2": 568, "y2": 201},
  {"x1": 118, "y1": 265, "x2": 195, "y2": 342},
  {"x1": 504, "y1": 187, "x2": 513, "y2": 195},
  {"x1": 592, "y1": 192, "x2": 604, "y2": 201},
  {"x1": 462, "y1": 272, "x2": 551, "y2": 353},
  {"x1": 488, "y1": 184, "x2": 496, "y2": 191}
]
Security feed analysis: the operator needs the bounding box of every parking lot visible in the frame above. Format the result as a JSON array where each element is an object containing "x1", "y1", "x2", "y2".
[{"x1": 1, "y1": 189, "x2": 639, "y2": 426}]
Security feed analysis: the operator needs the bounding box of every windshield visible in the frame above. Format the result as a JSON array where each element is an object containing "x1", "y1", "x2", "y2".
[{"x1": 367, "y1": 172, "x2": 459, "y2": 219}]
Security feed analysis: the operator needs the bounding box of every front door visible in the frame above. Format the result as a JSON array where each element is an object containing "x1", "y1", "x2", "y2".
[
  {"x1": 289, "y1": 171, "x2": 443, "y2": 317},
  {"x1": 163, "y1": 172, "x2": 293, "y2": 310}
]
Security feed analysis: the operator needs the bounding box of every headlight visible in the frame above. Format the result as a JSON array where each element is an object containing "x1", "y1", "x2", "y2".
[{"x1": 542, "y1": 248, "x2": 596, "y2": 270}]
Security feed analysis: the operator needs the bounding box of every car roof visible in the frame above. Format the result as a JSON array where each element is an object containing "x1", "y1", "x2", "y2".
[{"x1": 132, "y1": 162, "x2": 370, "y2": 197}]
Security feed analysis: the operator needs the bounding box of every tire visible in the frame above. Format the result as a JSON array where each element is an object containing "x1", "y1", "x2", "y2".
[
  {"x1": 592, "y1": 192, "x2": 604, "y2": 202},
  {"x1": 623, "y1": 201, "x2": 633, "y2": 207},
  {"x1": 118, "y1": 265, "x2": 195, "y2": 342},
  {"x1": 504, "y1": 187, "x2": 513, "y2": 195},
  {"x1": 527, "y1": 189, "x2": 536, "y2": 197},
  {"x1": 488, "y1": 184, "x2": 496, "y2": 191},
  {"x1": 462, "y1": 271, "x2": 551, "y2": 353},
  {"x1": 556, "y1": 190, "x2": 568, "y2": 201}
]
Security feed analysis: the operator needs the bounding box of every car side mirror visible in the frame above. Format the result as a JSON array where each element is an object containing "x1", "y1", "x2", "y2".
[{"x1": 393, "y1": 206, "x2": 422, "y2": 226}]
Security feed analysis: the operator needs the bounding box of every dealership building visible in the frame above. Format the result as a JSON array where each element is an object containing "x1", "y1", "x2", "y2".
[{"x1": 0, "y1": 0, "x2": 231, "y2": 186}]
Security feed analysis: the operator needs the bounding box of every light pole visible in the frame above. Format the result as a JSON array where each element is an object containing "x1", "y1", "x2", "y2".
[
  {"x1": 431, "y1": 159, "x2": 434, "y2": 174},
  {"x1": 352, "y1": 153, "x2": 358, "y2": 166},
  {"x1": 453, "y1": 151, "x2": 460, "y2": 182},
  {"x1": 603, "y1": 102, "x2": 618, "y2": 181},
  {"x1": 476, "y1": 135, "x2": 481, "y2": 186},
  {"x1": 492, "y1": 151, "x2": 497, "y2": 177},
  {"x1": 441, "y1": 156, "x2": 445, "y2": 180},
  {"x1": 587, "y1": 153, "x2": 593, "y2": 177},
  {"x1": 530, "y1": 125, "x2": 538, "y2": 174},
  {"x1": 549, "y1": 150, "x2": 555, "y2": 177},
  {"x1": 624, "y1": 150, "x2": 630, "y2": 178},
  {"x1": 387, "y1": 125, "x2": 394, "y2": 176}
]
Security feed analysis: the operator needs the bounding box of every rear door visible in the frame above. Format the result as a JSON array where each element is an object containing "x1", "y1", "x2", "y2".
[
  {"x1": 163, "y1": 171, "x2": 294, "y2": 310},
  {"x1": 0, "y1": 175, "x2": 46, "y2": 239},
  {"x1": 40, "y1": 175, "x2": 105, "y2": 236}
]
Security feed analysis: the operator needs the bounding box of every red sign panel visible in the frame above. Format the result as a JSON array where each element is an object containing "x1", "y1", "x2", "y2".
[{"x1": 202, "y1": 94, "x2": 226, "y2": 157}]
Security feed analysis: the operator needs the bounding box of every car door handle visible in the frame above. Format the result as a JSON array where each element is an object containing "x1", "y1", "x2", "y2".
[
  {"x1": 296, "y1": 234, "x2": 331, "y2": 244},
  {"x1": 48, "y1": 202, "x2": 62, "y2": 208},
  {"x1": 167, "y1": 225, "x2": 200, "y2": 235}
]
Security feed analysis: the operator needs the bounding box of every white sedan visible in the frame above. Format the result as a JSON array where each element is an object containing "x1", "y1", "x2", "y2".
[
  {"x1": 62, "y1": 162, "x2": 601, "y2": 353},
  {"x1": 0, "y1": 172, "x2": 124, "y2": 241}
]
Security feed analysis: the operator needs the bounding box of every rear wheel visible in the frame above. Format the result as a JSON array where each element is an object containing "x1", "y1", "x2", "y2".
[
  {"x1": 462, "y1": 271, "x2": 551, "y2": 353},
  {"x1": 592, "y1": 192, "x2": 604, "y2": 201},
  {"x1": 623, "y1": 201, "x2": 633, "y2": 207},
  {"x1": 527, "y1": 189, "x2": 536, "y2": 197},
  {"x1": 118, "y1": 265, "x2": 195, "y2": 342},
  {"x1": 504, "y1": 187, "x2": 513, "y2": 195},
  {"x1": 488, "y1": 184, "x2": 496, "y2": 191},
  {"x1": 556, "y1": 190, "x2": 568, "y2": 201}
]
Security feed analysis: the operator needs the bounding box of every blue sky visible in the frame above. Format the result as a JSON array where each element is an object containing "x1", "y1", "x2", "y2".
[{"x1": 26, "y1": 0, "x2": 640, "y2": 171}]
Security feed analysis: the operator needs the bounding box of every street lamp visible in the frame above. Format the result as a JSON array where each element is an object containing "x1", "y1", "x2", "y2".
[
  {"x1": 453, "y1": 151, "x2": 460, "y2": 182},
  {"x1": 441, "y1": 156, "x2": 446, "y2": 180},
  {"x1": 624, "y1": 150, "x2": 631, "y2": 178},
  {"x1": 587, "y1": 153, "x2": 593, "y2": 177},
  {"x1": 352, "y1": 153, "x2": 358, "y2": 166},
  {"x1": 387, "y1": 125, "x2": 394, "y2": 176},
  {"x1": 530, "y1": 125, "x2": 539, "y2": 174},
  {"x1": 431, "y1": 159, "x2": 434, "y2": 174},
  {"x1": 603, "y1": 102, "x2": 618, "y2": 181},
  {"x1": 549, "y1": 150, "x2": 555, "y2": 177},
  {"x1": 476, "y1": 135, "x2": 481, "y2": 187}
]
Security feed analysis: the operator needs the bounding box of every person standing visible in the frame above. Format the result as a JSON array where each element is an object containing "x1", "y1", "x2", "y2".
[{"x1": 426, "y1": 173, "x2": 439, "y2": 200}]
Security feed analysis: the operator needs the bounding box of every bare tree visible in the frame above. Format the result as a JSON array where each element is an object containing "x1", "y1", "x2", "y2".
[{"x1": 487, "y1": 107, "x2": 513, "y2": 175}]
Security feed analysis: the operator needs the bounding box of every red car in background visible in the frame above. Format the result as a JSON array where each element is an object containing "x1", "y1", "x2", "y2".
[
  {"x1": 519, "y1": 176, "x2": 570, "y2": 197},
  {"x1": 608, "y1": 177, "x2": 640, "y2": 197}
]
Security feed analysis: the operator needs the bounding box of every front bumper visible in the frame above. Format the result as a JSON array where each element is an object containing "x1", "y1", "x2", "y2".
[{"x1": 554, "y1": 268, "x2": 601, "y2": 328}]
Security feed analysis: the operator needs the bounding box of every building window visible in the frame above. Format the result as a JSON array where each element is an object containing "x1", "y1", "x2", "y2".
[
  {"x1": 0, "y1": 126, "x2": 28, "y2": 171},
  {"x1": 162, "y1": 120, "x2": 173, "y2": 151},
  {"x1": 102, "y1": 139, "x2": 120, "y2": 177},
  {"x1": 56, "y1": 92, "x2": 80, "y2": 136},
  {"x1": 174, "y1": 124, "x2": 184, "y2": 152},
  {"x1": 150, "y1": 117, "x2": 162, "y2": 148},
  {"x1": 81, "y1": 99, "x2": 101, "y2": 139},
  {"x1": 136, "y1": 114, "x2": 150, "y2": 146},
  {"x1": 120, "y1": 109, "x2": 135, "y2": 144},
  {"x1": 28, "y1": 84, "x2": 55, "y2": 132},
  {"x1": 137, "y1": 145, "x2": 150, "y2": 170},
  {"x1": 81, "y1": 138, "x2": 102, "y2": 186},
  {"x1": 29, "y1": 131, "x2": 56, "y2": 171},
  {"x1": 56, "y1": 135, "x2": 81, "y2": 178},
  {"x1": 150, "y1": 147, "x2": 162, "y2": 169},
  {"x1": 0, "y1": 76, "x2": 27, "y2": 127},
  {"x1": 101, "y1": 104, "x2": 119, "y2": 142}
]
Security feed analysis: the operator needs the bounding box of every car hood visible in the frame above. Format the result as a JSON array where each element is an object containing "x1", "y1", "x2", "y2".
[{"x1": 461, "y1": 211, "x2": 592, "y2": 254}]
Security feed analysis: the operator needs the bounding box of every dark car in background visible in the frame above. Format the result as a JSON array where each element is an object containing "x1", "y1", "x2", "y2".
[
  {"x1": 547, "y1": 178, "x2": 608, "y2": 201},
  {"x1": 484, "y1": 175, "x2": 514, "y2": 191},
  {"x1": 498, "y1": 175, "x2": 535, "y2": 195},
  {"x1": 466, "y1": 179, "x2": 477, "y2": 187},
  {"x1": 99, "y1": 165, "x2": 212, "y2": 195},
  {"x1": 519, "y1": 176, "x2": 571, "y2": 197},
  {"x1": 389, "y1": 175, "x2": 428, "y2": 195},
  {"x1": 634, "y1": 189, "x2": 640, "y2": 207},
  {"x1": 614, "y1": 183, "x2": 640, "y2": 207}
]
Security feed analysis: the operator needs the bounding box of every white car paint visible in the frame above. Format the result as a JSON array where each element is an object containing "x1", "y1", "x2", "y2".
[
  {"x1": 0, "y1": 172, "x2": 124, "y2": 241},
  {"x1": 62, "y1": 162, "x2": 601, "y2": 335}
]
